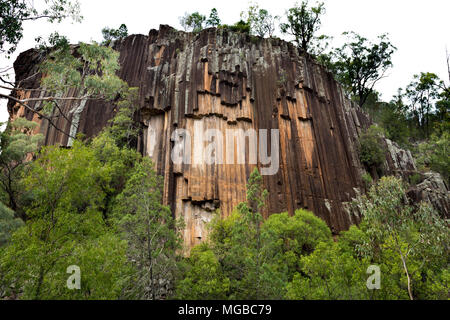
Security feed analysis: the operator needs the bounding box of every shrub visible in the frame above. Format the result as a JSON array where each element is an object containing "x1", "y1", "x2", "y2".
[{"x1": 358, "y1": 125, "x2": 386, "y2": 175}]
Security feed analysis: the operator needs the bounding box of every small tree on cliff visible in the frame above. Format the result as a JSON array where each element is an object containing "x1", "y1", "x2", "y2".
[
  {"x1": 242, "y1": 4, "x2": 279, "y2": 38},
  {"x1": 280, "y1": 1, "x2": 326, "y2": 53},
  {"x1": 179, "y1": 12, "x2": 206, "y2": 32},
  {"x1": 102, "y1": 23, "x2": 128, "y2": 45},
  {"x1": 331, "y1": 32, "x2": 397, "y2": 107},
  {"x1": 206, "y1": 8, "x2": 221, "y2": 27}
]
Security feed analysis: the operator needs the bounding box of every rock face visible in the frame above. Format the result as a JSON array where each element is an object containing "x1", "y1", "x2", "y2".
[
  {"x1": 8, "y1": 25, "x2": 421, "y2": 250},
  {"x1": 407, "y1": 172, "x2": 450, "y2": 219}
]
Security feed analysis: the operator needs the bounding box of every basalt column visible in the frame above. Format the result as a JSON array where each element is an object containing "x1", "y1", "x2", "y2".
[{"x1": 8, "y1": 25, "x2": 418, "y2": 251}]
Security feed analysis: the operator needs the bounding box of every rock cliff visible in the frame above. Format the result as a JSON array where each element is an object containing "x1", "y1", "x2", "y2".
[{"x1": 8, "y1": 25, "x2": 424, "y2": 249}]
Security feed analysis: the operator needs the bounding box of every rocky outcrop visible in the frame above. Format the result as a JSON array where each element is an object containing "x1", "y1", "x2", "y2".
[
  {"x1": 8, "y1": 25, "x2": 427, "y2": 250},
  {"x1": 407, "y1": 172, "x2": 450, "y2": 219}
]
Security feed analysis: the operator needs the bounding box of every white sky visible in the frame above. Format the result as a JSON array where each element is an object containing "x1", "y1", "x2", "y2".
[{"x1": 1, "y1": 0, "x2": 449, "y2": 124}]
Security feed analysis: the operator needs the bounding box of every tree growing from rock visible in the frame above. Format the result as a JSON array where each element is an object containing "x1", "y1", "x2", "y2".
[
  {"x1": 280, "y1": 1, "x2": 326, "y2": 53},
  {"x1": 102, "y1": 24, "x2": 128, "y2": 45},
  {"x1": 331, "y1": 32, "x2": 396, "y2": 107},
  {"x1": 242, "y1": 4, "x2": 279, "y2": 38}
]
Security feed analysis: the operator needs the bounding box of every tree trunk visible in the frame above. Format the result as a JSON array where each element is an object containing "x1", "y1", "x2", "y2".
[{"x1": 400, "y1": 251, "x2": 414, "y2": 300}]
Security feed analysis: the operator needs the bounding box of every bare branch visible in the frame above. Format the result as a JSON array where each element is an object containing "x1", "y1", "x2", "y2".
[{"x1": 0, "y1": 93, "x2": 75, "y2": 139}]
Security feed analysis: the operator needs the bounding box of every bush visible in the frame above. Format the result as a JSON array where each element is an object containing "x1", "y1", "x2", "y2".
[
  {"x1": 361, "y1": 171, "x2": 373, "y2": 189},
  {"x1": 221, "y1": 20, "x2": 251, "y2": 34},
  {"x1": 358, "y1": 125, "x2": 386, "y2": 175},
  {"x1": 414, "y1": 128, "x2": 449, "y2": 185},
  {"x1": 409, "y1": 172, "x2": 422, "y2": 186}
]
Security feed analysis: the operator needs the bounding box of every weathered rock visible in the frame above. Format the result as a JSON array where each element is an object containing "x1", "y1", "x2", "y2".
[
  {"x1": 384, "y1": 138, "x2": 417, "y2": 178},
  {"x1": 8, "y1": 25, "x2": 425, "y2": 251},
  {"x1": 407, "y1": 172, "x2": 450, "y2": 219}
]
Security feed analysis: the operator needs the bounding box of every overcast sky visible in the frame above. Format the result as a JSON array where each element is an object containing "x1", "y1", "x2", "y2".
[{"x1": 1, "y1": 0, "x2": 449, "y2": 124}]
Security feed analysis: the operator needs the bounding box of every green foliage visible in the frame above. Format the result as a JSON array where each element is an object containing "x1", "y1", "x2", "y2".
[
  {"x1": 262, "y1": 210, "x2": 332, "y2": 278},
  {"x1": 102, "y1": 24, "x2": 128, "y2": 45},
  {"x1": 176, "y1": 169, "x2": 334, "y2": 300},
  {"x1": 408, "y1": 173, "x2": 422, "y2": 186},
  {"x1": 206, "y1": 8, "x2": 221, "y2": 27},
  {"x1": 378, "y1": 104, "x2": 411, "y2": 147},
  {"x1": 0, "y1": 140, "x2": 128, "y2": 299},
  {"x1": 175, "y1": 244, "x2": 230, "y2": 299},
  {"x1": 358, "y1": 125, "x2": 386, "y2": 174},
  {"x1": 40, "y1": 41, "x2": 127, "y2": 105},
  {"x1": 361, "y1": 171, "x2": 373, "y2": 189},
  {"x1": 0, "y1": 118, "x2": 43, "y2": 217},
  {"x1": 113, "y1": 157, "x2": 182, "y2": 299},
  {"x1": 104, "y1": 87, "x2": 140, "y2": 149},
  {"x1": 177, "y1": 174, "x2": 449, "y2": 301},
  {"x1": 280, "y1": 1, "x2": 326, "y2": 53},
  {"x1": 331, "y1": 32, "x2": 396, "y2": 107},
  {"x1": 0, "y1": 202, "x2": 23, "y2": 247},
  {"x1": 225, "y1": 20, "x2": 251, "y2": 34},
  {"x1": 353, "y1": 176, "x2": 449, "y2": 300},
  {"x1": 405, "y1": 72, "x2": 444, "y2": 138},
  {"x1": 0, "y1": 0, "x2": 81, "y2": 56},
  {"x1": 179, "y1": 9, "x2": 222, "y2": 32},
  {"x1": 415, "y1": 128, "x2": 450, "y2": 184},
  {"x1": 286, "y1": 242, "x2": 370, "y2": 299},
  {"x1": 0, "y1": 106, "x2": 182, "y2": 300},
  {"x1": 35, "y1": 31, "x2": 70, "y2": 52},
  {"x1": 179, "y1": 12, "x2": 206, "y2": 32},
  {"x1": 242, "y1": 4, "x2": 278, "y2": 38}
]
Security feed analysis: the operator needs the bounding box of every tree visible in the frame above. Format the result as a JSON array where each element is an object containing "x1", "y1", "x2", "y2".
[
  {"x1": 0, "y1": 118, "x2": 43, "y2": 218},
  {"x1": 179, "y1": 12, "x2": 206, "y2": 32},
  {"x1": 113, "y1": 158, "x2": 182, "y2": 300},
  {"x1": 332, "y1": 32, "x2": 397, "y2": 107},
  {"x1": 242, "y1": 4, "x2": 278, "y2": 38},
  {"x1": 230, "y1": 168, "x2": 271, "y2": 299},
  {"x1": 0, "y1": 202, "x2": 23, "y2": 247},
  {"x1": 262, "y1": 210, "x2": 332, "y2": 280},
  {"x1": 0, "y1": 140, "x2": 130, "y2": 299},
  {"x1": 0, "y1": 0, "x2": 81, "y2": 56},
  {"x1": 280, "y1": 1, "x2": 326, "y2": 53},
  {"x1": 102, "y1": 24, "x2": 128, "y2": 45},
  {"x1": 286, "y1": 241, "x2": 369, "y2": 300},
  {"x1": 415, "y1": 128, "x2": 450, "y2": 185},
  {"x1": 358, "y1": 125, "x2": 386, "y2": 177},
  {"x1": 405, "y1": 72, "x2": 442, "y2": 138},
  {"x1": 0, "y1": 36, "x2": 129, "y2": 141},
  {"x1": 174, "y1": 244, "x2": 230, "y2": 299},
  {"x1": 102, "y1": 87, "x2": 140, "y2": 149},
  {"x1": 353, "y1": 176, "x2": 449, "y2": 300},
  {"x1": 206, "y1": 8, "x2": 221, "y2": 27}
]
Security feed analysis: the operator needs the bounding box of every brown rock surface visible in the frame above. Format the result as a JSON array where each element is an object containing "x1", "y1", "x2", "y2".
[{"x1": 8, "y1": 25, "x2": 423, "y2": 250}]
